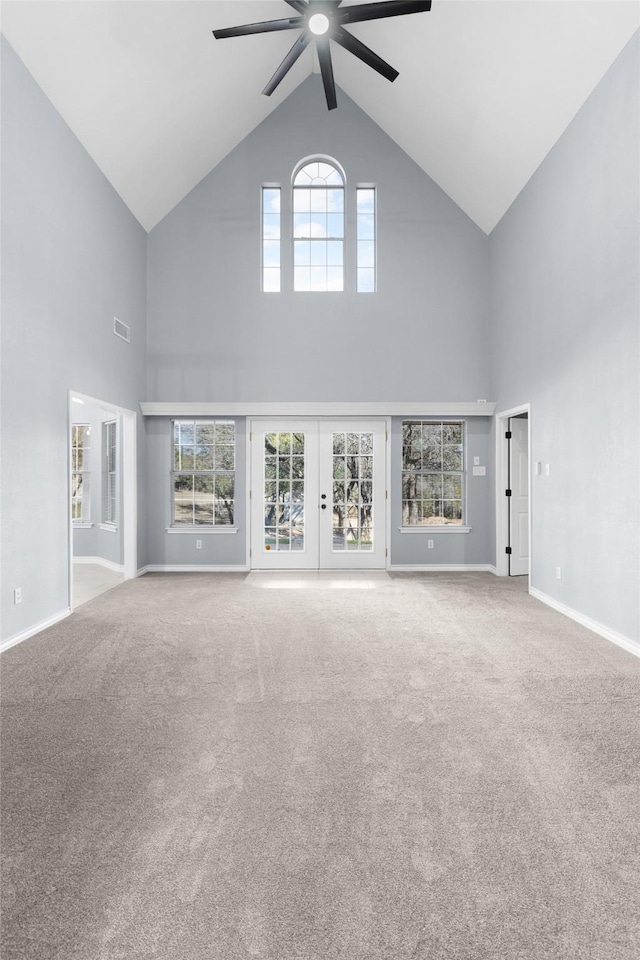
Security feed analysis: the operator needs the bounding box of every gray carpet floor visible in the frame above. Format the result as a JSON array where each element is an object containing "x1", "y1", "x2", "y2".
[{"x1": 1, "y1": 572, "x2": 639, "y2": 960}]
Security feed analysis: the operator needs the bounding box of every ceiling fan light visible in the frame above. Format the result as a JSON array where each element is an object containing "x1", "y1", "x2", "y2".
[{"x1": 308, "y1": 13, "x2": 330, "y2": 36}]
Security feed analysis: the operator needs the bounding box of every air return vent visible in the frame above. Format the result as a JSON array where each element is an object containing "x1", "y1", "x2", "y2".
[{"x1": 113, "y1": 317, "x2": 130, "y2": 343}]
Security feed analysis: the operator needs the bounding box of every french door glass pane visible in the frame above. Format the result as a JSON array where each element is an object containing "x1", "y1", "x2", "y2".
[
  {"x1": 264, "y1": 432, "x2": 305, "y2": 551},
  {"x1": 331, "y1": 432, "x2": 374, "y2": 552}
]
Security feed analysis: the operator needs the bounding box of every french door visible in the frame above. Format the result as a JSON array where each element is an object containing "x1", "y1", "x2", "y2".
[{"x1": 250, "y1": 420, "x2": 386, "y2": 569}]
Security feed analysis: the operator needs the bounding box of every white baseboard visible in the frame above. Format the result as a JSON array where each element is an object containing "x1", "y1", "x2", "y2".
[
  {"x1": 136, "y1": 565, "x2": 150, "y2": 577},
  {"x1": 1, "y1": 608, "x2": 71, "y2": 654},
  {"x1": 143, "y1": 565, "x2": 250, "y2": 573},
  {"x1": 388, "y1": 564, "x2": 495, "y2": 573},
  {"x1": 73, "y1": 556, "x2": 124, "y2": 574},
  {"x1": 529, "y1": 587, "x2": 639, "y2": 660}
]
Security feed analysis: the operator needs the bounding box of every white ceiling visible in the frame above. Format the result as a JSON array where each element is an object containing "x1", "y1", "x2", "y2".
[{"x1": 1, "y1": 1, "x2": 638, "y2": 233}]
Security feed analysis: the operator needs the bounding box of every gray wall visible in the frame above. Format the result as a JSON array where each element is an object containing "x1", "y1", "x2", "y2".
[
  {"x1": 1, "y1": 38, "x2": 147, "y2": 644},
  {"x1": 489, "y1": 33, "x2": 640, "y2": 646},
  {"x1": 145, "y1": 76, "x2": 492, "y2": 568},
  {"x1": 147, "y1": 76, "x2": 489, "y2": 404}
]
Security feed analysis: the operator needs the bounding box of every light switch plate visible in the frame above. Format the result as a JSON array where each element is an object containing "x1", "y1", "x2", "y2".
[{"x1": 473, "y1": 466, "x2": 486, "y2": 476}]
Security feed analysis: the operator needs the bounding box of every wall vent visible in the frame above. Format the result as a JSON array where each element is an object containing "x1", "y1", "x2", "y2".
[{"x1": 113, "y1": 317, "x2": 130, "y2": 343}]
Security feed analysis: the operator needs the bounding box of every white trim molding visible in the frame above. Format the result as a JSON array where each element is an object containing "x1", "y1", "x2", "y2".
[
  {"x1": 143, "y1": 565, "x2": 250, "y2": 573},
  {"x1": 1, "y1": 608, "x2": 71, "y2": 654},
  {"x1": 140, "y1": 401, "x2": 496, "y2": 418},
  {"x1": 73, "y1": 557, "x2": 124, "y2": 574},
  {"x1": 73, "y1": 521, "x2": 94, "y2": 529},
  {"x1": 388, "y1": 564, "x2": 495, "y2": 573},
  {"x1": 99, "y1": 523, "x2": 118, "y2": 533},
  {"x1": 399, "y1": 526, "x2": 472, "y2": 535},
  {"x1": 529, "y1": 588, "x2": 639, "y2": 659}
]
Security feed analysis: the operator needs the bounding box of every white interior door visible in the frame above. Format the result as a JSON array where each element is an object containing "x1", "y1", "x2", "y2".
[
  {"x1": 250, "y1": 419, "x2": 386, "y2": 569},
  {"x1": 508, "y1": 417, "x2": 529, "y2": 576}
]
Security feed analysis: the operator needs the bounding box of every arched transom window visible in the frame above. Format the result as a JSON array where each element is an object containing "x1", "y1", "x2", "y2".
[{"x1": 293, "y1": 160, "x2": 344, "y2": 292}]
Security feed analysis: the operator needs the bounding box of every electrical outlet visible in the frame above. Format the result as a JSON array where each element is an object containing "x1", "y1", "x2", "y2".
[
  {"x1": 556, "y1": 566, "x2": 562, "y2": 580},
  {"x1": 545, "y1": 464, "x2": 551, "y2": 477},
  {"x1": 473, "y1": 456, "x2": 480, "y2": 466},
  {"x1": 196, "y1": 540, "x2": 202, "y2": 550},
  {"x1": 13, "y1": 588, "x2": 22, "y2": 605},
  {"x1": 428, "y1": 540, "x2": 434, "y2": 549}
]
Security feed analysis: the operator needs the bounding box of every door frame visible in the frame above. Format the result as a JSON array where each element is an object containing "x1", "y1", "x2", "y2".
[
  {"x1": 494, "y1": 403, "x2": 531, "y2": 579},
  {"x1": 247, "y1": 416, "x2": 389, "y2": 570},
  {"x1": 68, "y1": 390, "x2": 137, "y2": 610}
]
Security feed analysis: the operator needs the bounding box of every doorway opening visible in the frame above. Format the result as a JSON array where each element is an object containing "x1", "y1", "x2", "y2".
[
  {"x1": 68, "y1": 391, "x2": 137, "y2": 609},
  {"x1": 495, "y1": 404, "x2": 531, "y2": 579},
  {"x1": 250, "y1": 419, "x2": 387, "y2": 570}
]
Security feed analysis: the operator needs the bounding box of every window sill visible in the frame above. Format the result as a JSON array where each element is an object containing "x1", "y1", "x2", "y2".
[
  {"x1": 399, "y1": 526, "x2": 472, "y2": 535},
  {"x1": 73, "y1": 521, "x2": 93, "y2": 529},
  {"x1": 99, "y1": 523, "x2": 118, "y2": 533},
  {"x1": 166, "y1": 526, "x2": 239, "y2": 535}
]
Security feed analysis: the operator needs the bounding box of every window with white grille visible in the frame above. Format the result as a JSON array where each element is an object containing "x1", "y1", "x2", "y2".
[
  {"x1": 102, "y1": 420, "x2": 117, "y2": 526},
  {"x1": 402, "y1": 421, "x2": 465, "y2": 525},
  {"x1": 172, "y1": 421, "x2": 235, "y2": 526},
  {"x1": 71, "y1": 424, "x2": 91, "y2": 523}
]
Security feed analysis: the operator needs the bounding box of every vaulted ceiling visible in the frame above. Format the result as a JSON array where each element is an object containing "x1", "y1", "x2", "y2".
[{"x1": 2, "y1": 1, "x2": 638, "y2": 233}]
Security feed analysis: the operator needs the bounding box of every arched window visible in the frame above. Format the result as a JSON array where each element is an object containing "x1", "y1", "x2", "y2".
[{"x1": 293, "y1": 159, "x2": 344, "y2": 292}]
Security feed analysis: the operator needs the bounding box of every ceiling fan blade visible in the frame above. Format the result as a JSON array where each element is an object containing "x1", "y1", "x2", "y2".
[
  {"x1": 333, "y1": 25, "x2": 398, "y2": 82},
  {"x1": 339, "y1": 0, "x2": 431, "y2": 26},
  {"x1": 316, "y1": 38, "x2": 337, "y2": 111},
  {"x1": 262, "y1": 33, "x2": 312, "y2": 96},
  {"x1": 283, "y1": 1, "x2": 309, "y2": 12},
  {"x1": 213, "y1": 17, "x2": 305, "y2": 40}
]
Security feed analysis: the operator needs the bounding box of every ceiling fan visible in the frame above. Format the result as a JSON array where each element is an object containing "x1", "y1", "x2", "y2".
[{"x1": 213, "y1": 0, "x2": 432, "y2": 111}]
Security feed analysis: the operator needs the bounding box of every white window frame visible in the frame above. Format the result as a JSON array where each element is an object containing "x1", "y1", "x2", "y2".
[
  {"x1": 401, "y1": 420, "x2": 466, "y2": 529},
  {"x1": 171, "y1": 420, "x2": 236, "y2": 527},
  {"x1": 292, "y1": 157, "x2": 345, "y2": 293},
  {"x1": 71, "y1": 423, "x2": 91, "y2": 525},
  {"x1": 262, "y1": 185, "x2": 281, "y2": 292},
  {"x1": 356, "y1": 185, "x2": 376, "y2": 293},
  {"x1": 102, "y1": 419, "x2": 118, "y2": 527}
]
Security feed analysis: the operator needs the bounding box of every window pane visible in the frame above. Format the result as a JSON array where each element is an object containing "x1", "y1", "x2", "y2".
[
  {"x1": 195, "y1": 446, "x2": 213, "y2": 470},
  {"x1": 294, "y1": 267, "x2": 311, "y2": 291},
  {"x1": 357, "y1": 189, "x2": 375, "y2": 213},
  {"x1": 327, "y1": 241, "x2": 343, "y2": 266},
  {"x1": 294, "y1": 213, "x2": 311, "y2": 238},
  {"x1": 357, "y1": 269, "x2": 375, "y2": 293},
  {"x1": 309, "y1": 214, "x2": 327, "y2": 237},
  {"x1": 310, "y1": 266, "x2": 327, "y2": 291},
  {"x1": 357, "y1": 214, "x2": 375, "y2": 240},
  {"x1": 263, "y1": 269, "x2": 280, "y2": 292},
  {"x1": 294, "y1": 240, "x2": 311, "y2": 265},
  {"x1": 263, "y1": 188, "x2": 280, "y2": 213},
  {"x1": 310, "y1": 190, "x2": 327, "y2": 213},
  {"x1": 327, "y1": 267, "x2": 344, "y2": 291},
  {"x1": 358, "y1": 240, "x2": 375, "y2": 268},
  {"x1": 310, "y1": 243, "x2": 327, "y2": 266},
  {"x1": 327, "y1": 189, "x2": 344, "y2": 212},
  {"x1": 262, "y1": 213, "x2": 280, "y2": 240},
  {"x1": 293, "y1": 188, "x2": 311, "y2": 212},
  {"x1": 327, "y1": 214, "x2": 344, "y2": 238},
  {"x1": 263, "y1": 240, "x2": 280, "y2": 268}
]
